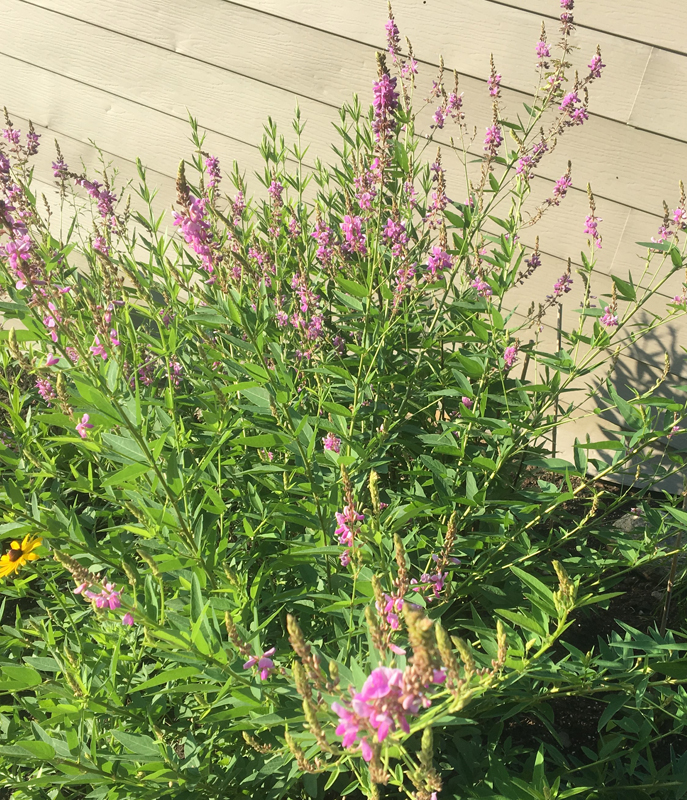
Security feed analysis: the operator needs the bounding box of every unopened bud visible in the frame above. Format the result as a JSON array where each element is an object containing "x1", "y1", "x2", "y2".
[
  {"x1": 452, "y1": 636, "x2": 476, "y2": 678},
  {"x1": 137, "y1": 549, "x2": 161, "y2": 579},
  {"x1": 369, "y1": 470, "x2": 380, "y2": 515}
]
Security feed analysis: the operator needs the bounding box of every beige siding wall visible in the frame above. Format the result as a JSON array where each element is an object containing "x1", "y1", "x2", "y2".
[{"x1": 3, "y1": 0, "x2": 687, "y2": 461}]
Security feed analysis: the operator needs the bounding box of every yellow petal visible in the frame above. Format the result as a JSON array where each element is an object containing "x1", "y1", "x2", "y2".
[
  {"x1": 10, "y1": 540, "x2": 20, "y2": 550},
  {"x1": 0, "y1": 562, "x2": 16, "y2": 578},
  {"x1": 24, "y1": 553, "x2": 39, "y2": 562}
]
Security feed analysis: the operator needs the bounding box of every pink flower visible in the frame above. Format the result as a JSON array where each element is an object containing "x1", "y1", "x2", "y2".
[
  {"x1": 471, "y1": 277, "x2": 492, "y2": 297},
  {"x1": 426, "y1": 246, "x2": 453, "y2": 282},
  {"x1": 109, "y1": 330, "x2": 121, "y2": 347},
  {"x1": 46, "y1": 353, "x2": 60, "y2": 367},
  {"x1": 588, "y1": 52, "x2": 606, "y2": 80},
  {"x1": 600, "y1": 307, "x2": 618, "y2": 327},
  {"x1": 461, "y1": 396, "x2": 473, "y2": 409},
  {"x1": 322, "y1": 432, "x2": 341, "y2": 453},
  {"x1": 43, "y1": 302, "x2": 61, "y2": 343},
  {"x1": 488, "y1": 73, "x2": 502, "y2": 97},
  {"x1": 483, "y1": 124, "x2": 503, "y2": 154},
  {"x1": 584, "y1": 214, "x2": 603, "y2": 249},
  {"x1": 536, "y1": 41, "x2": 551, "y2": 60},
  {"x1": 122, "y1": 612, "x2": 135, "y2": 626},
  {"x1": 90, "y1": 336, "x2": 108, "y2": 360},
  {"x1": 673, "y1": 208, "x2": 687, "y2": 229},
  {"x1": 36, "y1": 378, "x2": 56, "y2": 406},
  {"x1": 243, "y1": 647, "x2": 276, "y2": 680},
  {"x1": 551, "y1": 173, "x2": 572, "y2": 205},
  {"x1": 335, "y1": 505, "x2": 364, "y2": 547},
  {"x1": 341, "y1": 214, "x2": 367, "y2": 256},
  {"x1": 85, "y1": 581, "x2": 121, "y2": 610},
  {"x1": 205, "y1": 155, "x2": 221, "y2": 189},
  {"x1": 503, "y1": 345, "x2": 518, "y2": 368},
  {"x1": 76, "y1": 413, "x2": 94, "y2": 439}
]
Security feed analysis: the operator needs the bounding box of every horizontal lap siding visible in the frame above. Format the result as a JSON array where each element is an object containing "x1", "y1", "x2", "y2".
[{"x1": 4, "y1": 0, "x2": 687, "y2": 457}]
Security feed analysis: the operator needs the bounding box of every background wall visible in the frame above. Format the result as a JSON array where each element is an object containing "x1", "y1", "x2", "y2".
[{"x1": 3, "y1": 0, "x2": 687, "y2": 463}]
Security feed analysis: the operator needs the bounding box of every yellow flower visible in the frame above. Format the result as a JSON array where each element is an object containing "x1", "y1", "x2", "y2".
[{"x1": 0, "y1": 534, "x2": 42, "y2": 578}]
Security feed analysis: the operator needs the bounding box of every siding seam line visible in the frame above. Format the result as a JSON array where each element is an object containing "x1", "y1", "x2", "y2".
[{"x1": 16, "y1": 0, "x2": 680, "y2": 141}]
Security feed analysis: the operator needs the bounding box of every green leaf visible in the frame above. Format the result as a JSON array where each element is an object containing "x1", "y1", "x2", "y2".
[
  {"x1": 110, "y1": 730, "x2": 161, "y2": 757},
  {"x1": 650, "y1": 657, "x2": 687, "y2": 679},
  {"x1": 0, "y1": 741, "x2": 55, "y2": 760},
  {"x1": 101, "y1": 433, "x2": 147, "y2": 464},
  {"x1": 101, "y1": 463, "x2": 150, "y2": 487},
  {"x1": 636, "y1": 241, "x2": 671, "y2": 251},
  {"x1": 134, "y1": 666, "x2": 201, "y2": 692},
  {"x1": 191, "y1": 573, "x2": 204, "y2": 624},
  {"x1": 578, "y1": 440, "x2": 625, "y2": 451},
  {"x1": 0, "y1": 665, "x2": 42, "y2": 688},
  {"x1": 611, "y1": 274, "x2": 636, "y2": 301},
  {"x1": 496, "y1": 609, "x2": 546, "y2": 637},
  {"x1": 335, "y1": 276, "x2": 368, "y2": 298}
]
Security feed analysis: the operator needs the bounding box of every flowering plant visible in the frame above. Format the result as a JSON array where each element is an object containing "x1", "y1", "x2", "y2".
[{"x1": 1, "y1": 2, "x2": 687, "y2": 798}]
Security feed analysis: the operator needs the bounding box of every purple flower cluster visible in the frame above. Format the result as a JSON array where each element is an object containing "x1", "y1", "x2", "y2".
[
  {"x1": 559, "y1": 92, "x2": 589, "y2": 127},
  {"x1": 549, "y1": 272, "x2": 573, "y2": 301},
  {"x1": 588, "y1": 52, "x2": 606, "y2": 80},
  {"x1": 516, "y1": 140, "x2": 548, "y2": 180},
  {"x1": 76, "y1": 177, "x2": 118, "y2": 228},
  {"x1": 488, "y1": 73, "x2": 502, "y2": 97},
  {"x1": 52, "y1": 156, "x2": 68, "y2": 180},
  {"x1": 76, "y1": 414, "x2": 94, "y2": 439},
  {"x1": 411, "y1": 570, "x2": 448, "y2": 601},
  {"x1": 322, "y1": 432, "x2": 341, "y2": 453},
  {"x1": 471, "y1": 277, "x2": 492, "y2": 298},
  {"x1": 173, "y1": 196, "x2": 216, "y2": 278},
  {"x1": 205, "y1": 155, "x2": 221, "y2": 189},
  {"x1": 536, "y1": 40, "x2": 551, "y2": 61},
  {"x1": 385, "y1": 17, "x2": 401, "y2": 63},
  {"x1": 36, "y1": 378, "x2": 56, "y2": 406},
  {"x1": 600, "y1": 307, "x2": 618, "y2": 327},
  {"x1": 75, "y1": 580, "x2": 121, "y2": 610},
  {"x1": 503, "y1": 344, "x2": 518, "y2": 369},
  {"x1": 484, "y1": 124, "x2": 503, "y2": 156},
  {"x1": 341, "y1": 215, "x2": 367, "y2": 256},
  {"x1": 551, "y1": 171, "x2": 572, "y2": 205},
  {"x1": 354, "y1": 159, "x2": 382, "y2": 210},
  {"x1": 393, "y1": 262, "x2": 416, "y2": 309},
  {"x1": 584, "y1": 213, "x2": 603, "y2": 249},
  {"x1": 43, "y1": 302, "x2": 61, "y2": 343},
  {"x1": 335, "y1": 504, "x2": 364, "y2": 566},
  {"x1": 372, "y1": 73, "x2": 399, "y2": 142},
  {"x1": 432, "y1": 92, "x2": 464, "y2": 129},
  {"x1": 425, "y1": 246, "x2": 453, "y2": 282},
  {"x1": 379, "y1": 593, "x2": 404, "y2": 631},
  {"x1": 382, "y1": 217, "x2": 409, "y2": 257},
  {"x1": 332, "y1": 666, "x2": 445, "y2": 760},
  {"x1": 243, "y1": 647, "x2": 276, "y2": 680},
  {"x1": 26, "y1": 129, "x2": 41, "y2": 157},
  {"x1": 312, "y1": 218, "x2": 335, "y2": 265}
]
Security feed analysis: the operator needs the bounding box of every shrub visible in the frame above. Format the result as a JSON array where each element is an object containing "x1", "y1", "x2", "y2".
[{"x1": 1, "y1": 2, "x2": 686, "y2": 799}]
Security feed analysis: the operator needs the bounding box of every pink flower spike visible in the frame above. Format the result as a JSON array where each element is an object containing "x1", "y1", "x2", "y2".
[
  {"x1": 122, "y1": 613, "x2": 134, "y2": 626},
  {"x1": 46, "y1": 353, "x2": 60, "y2": 366},
  {"x1": 109, "y1": 329, "x2": 121, "y2": 347},
  {"x1": 76, "y1": 413, "x2": 94, "y2": 439}
]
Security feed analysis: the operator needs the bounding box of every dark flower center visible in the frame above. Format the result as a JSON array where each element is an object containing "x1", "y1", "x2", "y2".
[{"x1": 8, "y1": 548, "x2": 23, "y2": 562}]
